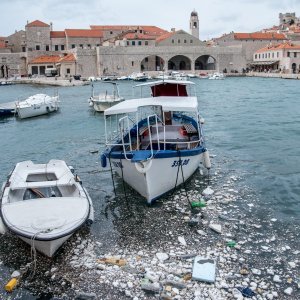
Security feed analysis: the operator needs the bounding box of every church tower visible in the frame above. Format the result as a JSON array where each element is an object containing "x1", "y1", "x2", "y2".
[{"x1": 190, "y1": 10, "x2": 199, "y2": 39}]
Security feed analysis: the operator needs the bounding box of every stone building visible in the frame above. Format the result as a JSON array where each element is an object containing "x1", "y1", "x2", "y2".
[
  {"x1": 190, "y1": 10, "x2": 199, "y2": 39},
  {"x1": 252, "y1": 42, "x2": 300, "y2": 73},
  {"x1": 214, "y1": 32, "x2": 287, "y2": 65}
]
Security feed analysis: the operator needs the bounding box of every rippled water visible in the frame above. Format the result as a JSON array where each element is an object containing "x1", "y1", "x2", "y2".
[{"x1": 0, "y1": 77, "x2": 299, "y2": 298}]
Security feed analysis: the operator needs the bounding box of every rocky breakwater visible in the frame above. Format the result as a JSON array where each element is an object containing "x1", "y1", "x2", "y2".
[{"x1": 3, "y1": 163, "x2": 300, "y2": 299}]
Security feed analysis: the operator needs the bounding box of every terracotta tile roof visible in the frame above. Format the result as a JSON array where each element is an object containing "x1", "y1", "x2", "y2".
[
  {"x1": 29, "y1": 55, "x2": 61, "y2": 64},
  {"x1": 26, "y1": 20, "x2": 49, "y2": 27},
  {"x1": 65, "y1": 29, "x2": 103, "y2": 38},
  {"x1": 50, "y1": 31, "x2": 66, "y2": 38},
  {"x1": 59, "y1": 53, "x2": 76, "y2": 62},
  {"x1": 255, "y1": 42, "x2": 300, "y2": 53},
  {"x1": 123, "y1": 33, "x2": 156, "y2": 40},
  {"x1": 156, "y1": 31, "x2": 176, "y2": 43},
  {"x1": 90, "y1": 25, "x2": 167, "y2": 36},
  {"x1": 234, "y1": 32, "x2": 286, "y2": 40}
]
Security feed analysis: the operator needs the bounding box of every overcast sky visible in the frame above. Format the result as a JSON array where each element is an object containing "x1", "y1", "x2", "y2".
[{"x1": 1, "y1": 0, "x2": 300, "y2": 39}]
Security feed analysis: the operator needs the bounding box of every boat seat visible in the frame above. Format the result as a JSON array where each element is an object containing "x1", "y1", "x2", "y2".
[{"x1": 182, "y1": 123, "x2": 197, "y2": 134}]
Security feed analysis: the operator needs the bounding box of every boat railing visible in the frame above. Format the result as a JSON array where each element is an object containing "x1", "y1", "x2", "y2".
[
  {"x1": 119, "y1": 116, "x2": 133, "y2": 160},
  {"x1": 146, "y1": 114, "x2": 161, "y2": 159}
]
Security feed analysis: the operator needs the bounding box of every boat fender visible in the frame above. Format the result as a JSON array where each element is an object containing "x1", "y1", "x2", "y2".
[
  {"x1": 84, "y1": 187, "x2": 94, "y2": 225},
  {"x1": 100, "y1": 154, "x2": 107, "y2": 168},
  {"x1": 135, "y1": 160, "x2": 152, "y2": 173},
  {"x1": 203, "y1": 150, "x2": 211, "y2": 170}
]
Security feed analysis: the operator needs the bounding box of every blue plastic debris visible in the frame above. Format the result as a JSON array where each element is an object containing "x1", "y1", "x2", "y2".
[{"x1": 237, "y1": 287, "x2": 256, "y2": 298}]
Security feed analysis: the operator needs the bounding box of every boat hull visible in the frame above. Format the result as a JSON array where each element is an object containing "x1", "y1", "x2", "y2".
[
  {"x1": 110, "y1": 153, "x2": 203, "y2": 203},
  {"x1": 20, "y1": 234, "x2": 72, "y2": 257},
  {"x1": 92, "y1": 100, "x2": 123, "y2": 112},
  {"x1": 17, "y1": 103, "x2": 58, "y2": 119}
]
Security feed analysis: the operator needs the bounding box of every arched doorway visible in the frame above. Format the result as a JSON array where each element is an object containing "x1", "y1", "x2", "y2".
[
  {"x1": 0, "y1": 65, "x2": 8, "y2": 78},
  {"x1": 140, "y1": 55, "x2": 165, "y2": 72},
  {"x1": 168, "y1": 55, "x2": 191, "y2": 71},
  {"x1": 195, "y1": 55, "x2": 216, "y2": 70},
  {"x1": 292, "y1": 63, "x2": 297, "y2": 73}
]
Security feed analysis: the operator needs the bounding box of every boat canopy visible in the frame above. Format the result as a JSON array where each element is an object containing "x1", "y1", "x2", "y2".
[{"x1": 104, "y1": 96, "x2": 198, "y2": 116}]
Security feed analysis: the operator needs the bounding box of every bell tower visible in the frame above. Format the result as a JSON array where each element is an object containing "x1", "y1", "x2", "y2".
[{"x1": 190, "y1": 10, "x2": 199, "y2": 39}]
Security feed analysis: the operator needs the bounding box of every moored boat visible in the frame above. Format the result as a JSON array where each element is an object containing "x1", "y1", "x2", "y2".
[
  {"x1": 101, "y1": 80, "x2": 211, "y2": 204},
  {"x1": 16, "y1": 93, "x2": 59, "y2": 119},
  {"x1": 208, "y1": 72, "x2": 225, "y2": 80},
  {"x1": 89, "y1": 82, "x2": 125, "y2": 112},
  {"x1": 0, "y1": 160, "x2": 94, "y2": 257}
]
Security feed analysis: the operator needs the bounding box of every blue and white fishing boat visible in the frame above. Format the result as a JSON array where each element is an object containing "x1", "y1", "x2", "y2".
[{"x1": 101, "y1": 80, "x2": 211, "y2": 204}]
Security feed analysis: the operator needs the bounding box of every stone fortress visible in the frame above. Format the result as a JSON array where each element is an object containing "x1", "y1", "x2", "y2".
[{"x1": 1, "y1": 11, "x2": 300, "y2": 79}]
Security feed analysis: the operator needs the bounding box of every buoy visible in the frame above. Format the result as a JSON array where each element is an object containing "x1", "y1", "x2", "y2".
[
  {"x1": 135, "y1": 160, "x2": 152, "y2": 173},
  {"x1": 100, "y1": 154, "x2": 107, "y2": 168},
  {"x1": 203, "y1": 150, "x2": 211, "y2": 169},
  {"x1": 5, "y1": 278, "x2": 18, "y2": 292}
]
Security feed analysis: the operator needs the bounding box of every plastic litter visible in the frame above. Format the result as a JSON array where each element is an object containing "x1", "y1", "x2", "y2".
[
  {"x1": 237, "y1": 287, "x2": 256, "y2": 298},
  {"x1": 5, "y1": 278, "x2": 18, "y2": 292},
  {"x1": 192, "y1": 256, "x2": 216, "y2": 283},
  {"x1": 226, "y1": 241, "x2": 236, "y2": 248},
  {"x1": 97, "y1": 257, "x2": 126, "y2": 267},
  {"x1": 191, "y1": 201, "x2": 206, "y2": 208}
]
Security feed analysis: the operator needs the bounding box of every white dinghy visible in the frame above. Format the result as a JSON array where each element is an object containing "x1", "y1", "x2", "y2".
[
  {"x1": 89, "y1": 82, "x2": 124, "y2": 112},
  {"x1": 16, "y1": 93, "x2": 59, "y2": 119},
  {"x1": 101, "y1": 80, "x2": 211, "y2": 204},
  {"x1": 0, "y1": 160, "x2": 94, "y2": 257}
]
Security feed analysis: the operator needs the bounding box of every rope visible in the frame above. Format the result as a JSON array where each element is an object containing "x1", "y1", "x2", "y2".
[
  {"x1": 108, "y1": 151, "x2": 117, "y2": 197},
  {"x1": 178, "y1": 151, "x2": 192, "y2": 209}
]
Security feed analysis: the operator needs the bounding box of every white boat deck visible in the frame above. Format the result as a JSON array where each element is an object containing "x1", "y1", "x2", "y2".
[{"x1": 0, "y1": 101, "x2": 15, "y2": 110}]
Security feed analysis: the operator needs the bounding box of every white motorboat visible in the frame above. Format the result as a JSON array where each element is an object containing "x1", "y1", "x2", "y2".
[
  {"x1": 0, "y1": 160, "x2": 94, "y2": 257},
  {"x1": 199, "y1": 72, "x2": 209, "y2": 79},
  {"x1": 101, "y1": 80, "x2": 211, "y2": 204},
  {"x1": 129, "y1": 72, "x2": 148, "y2": 82},
  {"x1": 208, "y1": 72, "x2": 225, "y2": 80},
  {"x1": 16, "y1": 93, "x2": 59, "y2": 119},
  {"x1": 89, "y1": 82, "x2": 124, "y2": 112}
]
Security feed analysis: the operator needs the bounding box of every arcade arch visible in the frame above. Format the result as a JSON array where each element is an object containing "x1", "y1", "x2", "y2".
[
  {"x1": 0, "y1": 65, "x2": 8, "y2": 78},
  {"x1": 168, "y1": 55, "x2": 191, "y2": 71},
  {"x1": 140, "y1": 55, "x2": 165, "y2": 72},
  {"x1": 195, "y1": 55, "x2": 216, "y2": 70}
]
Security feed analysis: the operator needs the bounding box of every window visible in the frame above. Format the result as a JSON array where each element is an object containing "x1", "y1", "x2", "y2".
[
  {"x1": 138, "y1": 41, "x2": 142, "y2": 46},
  {"x1": 87, "y1": 44, "x2": 91, "y2": 48},
  {"x1": 96, "y1": 44, "x2": 100, "y2": 47},
  {"x1": 294, "y1": 52, "x2": 297, "y2": 58},
  {"x1": 79, "y1": 44, "x2": 83, "y2": 48},
  {"x1": 190, "y1": 40, "x2": 193, "y2": 43},
  {"x1": 131, "y1": 61, "x2": 134, "y2": 66},
  {"x1": 140, "y1": 30, "x2": 143, "y2": 33},
  {"x1": 172, "y1": 39, "x2": 174, "y2": 43},
  {"x1": 255, "y1": 54, "x2": 257, "y2": 59},
  {"x1": 36, "y1": 45, "x2": 40, "y2": 50},
  {"x1": 72, "y1": 44, "x2": 76, "y2": 49},
  {"x1": 61, "y1": 45, "x2": 65, "y2": 50},
  {"x1": 46, "y1": 45, "x2": 49, "y2": 51},
  {"x1": 145, "y1": 57, "x2": 148, "y2": 62},
  {"x1": 259, "y1": 54, "x2": 261, "y2": 59},
  {"x1": 277, "y1": 52, "x2": 279, "y2": 58},
  {"x1": 145, "y1": 41, "x2": 148, "y2": 45},
  {"x1": 132, "y1": 41, "x2": 135, "y2": 46},
  {"x1": 55, "y1": 45, "x2": 59, "y2": 51},
  {"x1": 127, "y1": 41, "x2": 130, "y2": 46},
  {"x1": 22, "y1": 46, "x2": 26, "y2": 52},
  {"x1": 272, "y1": 52, "x2": 274, "y2": 58},
  {"x1": 268, "y1": 53, "x2": 270, "y2": 58},
  {"x1": 67, "y1": 68, "x2": 70, "y2": 74},
  {"x1": 287, "y1": 52, "x2": 290, "y2": 57},
  {"x1": 110, "y1": 31, "x2": 113, "y2": 35},
  {"x1": 184, "y1": 39, "x2": 187, "y2": 43},
  {"x1": 47, "y1": 65, "x2": 53, "y2": 68},
  {"x1": 178, "y1": 39, "x2": 180, "y2": 43}
]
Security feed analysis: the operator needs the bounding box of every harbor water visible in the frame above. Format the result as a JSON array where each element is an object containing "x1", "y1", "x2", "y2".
[{"x1": 0, "y1": 77, "x2": 299, "y2": 298}]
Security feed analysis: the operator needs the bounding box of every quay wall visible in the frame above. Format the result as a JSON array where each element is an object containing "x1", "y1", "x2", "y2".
[{"x1": 246, "y1": 72, "x2": 300, "y2": 80}]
